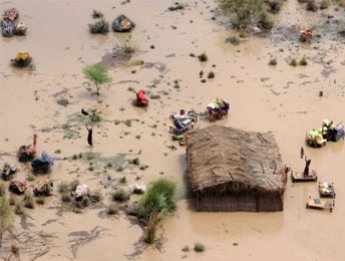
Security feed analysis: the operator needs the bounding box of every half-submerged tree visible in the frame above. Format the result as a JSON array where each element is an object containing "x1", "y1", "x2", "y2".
[
  {"x1": 138, "y1": 178, "x2": 176, "y2": 244},
  {"x1": 83, "y1": 64, "x2": 111, "y2": 96},
  {"x1": 0, "y1": 198, "x2": 14, "y2": 249}
]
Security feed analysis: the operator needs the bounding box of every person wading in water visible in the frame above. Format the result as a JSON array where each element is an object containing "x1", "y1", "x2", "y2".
[
  {"x1": 303, "y1": 157, "x2": 311, "y2": 177},
  {"x1": 85, "y1": 124, "x2": 93, "y2": 147}
]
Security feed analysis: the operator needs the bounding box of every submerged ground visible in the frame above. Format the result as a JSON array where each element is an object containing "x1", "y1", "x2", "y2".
[{"x1": 1, "y1": 0, "x2": 345, "y2": 260}]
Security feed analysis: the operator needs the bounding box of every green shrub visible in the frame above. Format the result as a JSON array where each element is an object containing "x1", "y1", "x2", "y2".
[
  {"x1": 58, "y1": 182, "x2": 69, "y2": 194},
  {"x1": 299, "y1": 57, "x2": 308, "y2": 66},
  {"x1": 76, "y1": 197, "x2": 89, "y2": 208},
  {"x1": 269, "y1": 58, "x2": 277, "y2": 66},
  {"x1": 0, "y1": 183, "x2": 5, "y2": 197},
  {"x1": 198, "y1": 53, "x2": 208, "y2": 62},
  {"x1": 36, "y1": 197, "x2": 45, "y2": 205},
  {"x1": 8, "y1": 195, "x2": 16, "y2": 206},
  {"x1": 267, "y1": 0, "x2": 282, "y2": 13},
  {"x1": 207, "y1": 72, "x2": 215, "y2": 79},
  {"x1": 89, "y1": 112, "x2": 102, "y2": 123},
  {"x1": 69, "y1": 180, "x2": 80, "y2": 192},
  {"x1": 89, "y1": 190, "x2": 102, "y2": 203},
  {"x1": 138, "y1": 179, "x2": 176, "y2": 220},
  {"x1": 14, "y1": 204, "x2": 25, "y2": 216},
  {"x1": 106, "y1": 203, "x2": 118, "y2": 215},
  {"x1": 194, "y1": 243, "x2": 205, "y2": 252},
  {"x1": 23, "y1": 194, "x2": 34, "y2": 209},
  {"x1": 290, "y1": 59, "x2": 297, "y2": 66},
  {"x1": 92, "y1": 10, "x2": 104, "y2": 18},
  {"x1": 112, "y1": 189, "x2": 130, "y2": 203},
  {"x1": 144, "y1": 213, "x2": 158, "y2": 244},
  {"x1": 0, "y1": 198, "x2": 14, "y2": 242},
  {"x1": 226, "y1": 36, "x2": 240, "y2": 45},
  {"x1": 182, "y1": 246, "x2": 190, "y2": 252},
  {"x1": 306, "y1": 0, "x2": 318, "y2": 11},
  {"x1": 26, "y1": 174, "x2": 35, "y2": 182},
  {"x1": 221, "y1": 0, "x2": 266, "y2": 30},
  {"x1": 320, "y1": 0, "x2": 330, "y2": 9},
  {"x1": 61, "y1": 193, "x2": 72, "y2": 203},
  {"x1": 89, "y1": 19, "x2": 109, "y2": 34},
  {"x1": 258, "y1": 12, "x2": 273, "y2": 30}
]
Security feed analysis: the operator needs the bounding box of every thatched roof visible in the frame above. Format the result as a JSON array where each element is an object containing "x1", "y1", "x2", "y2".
[{"x1": 186, "y1": 125, "x2": 286, "y2": 193}]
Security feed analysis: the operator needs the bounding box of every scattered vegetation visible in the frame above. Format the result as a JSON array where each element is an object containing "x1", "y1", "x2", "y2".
[
  {"x1": 106, "y1": 203, "x2": 118, "y2": 215},
  {"x1": 289, "y1": 59, "x2": 297, "y2": 66},
  {"x1": 83, "y1": 64, "x2": 112, "y2": 96},
  {"x1": 267, "y1": 0, "x2": 283, "y2": 13},
  {"x1": 14, "y1": 203, "x2": 25, "y2": 216},
  {"x1": 0, "y1": 198, "x2": 14, "y2": 248},
  {"x1": 23, "y1": 193, "x2": 35, "y2": 209},
  {"x1": 10, "y1": 244, "x2": 19, "y2": 256},
  {"x1": 220, "y1": 0, "x2": 277, "y2": 31},
  {"x1": 58, "y1": 181, "x2": 102, "y2": 212},
  {"x1": 61, "y1": 193, "x2": 72, "y2": 203},
  {"x1": 138, "y1": 178, "x2": 176, "y2": 244},
  {"x1": 36, "y1": 197, "x2": 45, "y2": 205},
  {"x1": 92, "y1": 10, "x2": 104, "y2": 19},
  {"x1": 268, "y1": 58, "x2": 277, "y2": 66},
  {"x1": 26, "y1": 174, "x2": 35, "y2": 182},
  {"x1": 226, "y1": 35, "x2": 240, "y2": 45},
  {"x1": 207, "y1": 72, "x2": 215, "y2": 79},
  {"x1": 299, "y1": 57, "x2": 308, "y2": 66},
  {"x1": 306, "y1": 0, "x2": 318, "y2": 11},
  {"x1": 89, "y1": 190, "x2": 102, "y2": 204},
  {"x1": 320, "y1": 0, "x2": 330, "y2": 9},
  {"x1": 0, "y1": 184, "x2": 5, "y2": 197},
  {"x1": 194, "y1": 242, "x2": 206, "y2": 252},
  {"x1": 8, "y1": 196, "x2": 16, "y2": 206},
  {"x1": 168, "y1": 3, "x2": 185, "y2": 11},
  {"x1": 198, "y1": 52, "x2": 208, "y2": 62},
  {"x1": 112, "y1": 189, "x2": 130, "y2": 203},
  {"x1": 257, "y1": 12, "x2": 273, "y2": 30},
  {"x1": 89, "y1": 111, "x2": 102, "y2": 123},
  {"x1": 89, "y1": 19, "x2": 109, "y2": 34},
  {"x1": 59, "y1": 180, "x2": 79, "y2": 203},
  {"x1": 182, "y1": 246, "x2": 190, "y2": 252}
]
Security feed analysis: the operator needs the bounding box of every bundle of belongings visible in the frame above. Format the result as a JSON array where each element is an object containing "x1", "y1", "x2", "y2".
[
  {"x1": 1, "y1": 8, "x2": 28, "y2": 37},
  {"x1": 9, "y1": 179, "x2": 26, "y2": 194},
  {"x1": 206, "y1": 98, "x2": 230, "y2": 121},
  {"x1": 72, "y1": 184, "x2": 89, "y2": 200},
  {"x1": 321, "y1": 118, "x2": 344, "y2": 142},
  {"x1": 1, "y1": 162, "x2": 17, "y2": 180},
  {"x1": 33, "y1": 179, "x2": 54, "y2": 196},
  {"x1": 136, "y1": 89, "x2": 149, "y2": 107},
  {"x1": 18, "y1": 134, "x2": 37, "y2": 162},
  {"x1": 300, "y1": 29, "x2": 313, "y2": 42},
  {"x1": 112, "y1": 15, "x2": 135, "y2": 32},
  {"x1": 31, "y1": 151, "x2": 54, "y2": 174},
  {"x1": 11, "y1": 52, "x2": 32, "y2": 67}
]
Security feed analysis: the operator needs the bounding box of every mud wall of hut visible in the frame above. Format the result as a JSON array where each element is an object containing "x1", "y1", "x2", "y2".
[{"x1": 195, "y1": 191, "x2": 283, "y2": 212}]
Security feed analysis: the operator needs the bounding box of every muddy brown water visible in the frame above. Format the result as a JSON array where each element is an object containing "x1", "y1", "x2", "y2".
[{"x1": 1, "y1": 0, "x2": 345, "y2": 260}]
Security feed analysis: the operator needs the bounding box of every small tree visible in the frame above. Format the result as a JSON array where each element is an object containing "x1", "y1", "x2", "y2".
[
  {"x1": 0, "y1": 198, "x2": 14, "y2": 249},
  {"x1": 83, "y1": 64, "x2": 111, "y2": 96}
]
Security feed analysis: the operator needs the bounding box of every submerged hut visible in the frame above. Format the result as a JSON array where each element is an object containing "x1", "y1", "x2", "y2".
[{"x1": 186, "y1": 125, "x2": 287, "y2": 212}]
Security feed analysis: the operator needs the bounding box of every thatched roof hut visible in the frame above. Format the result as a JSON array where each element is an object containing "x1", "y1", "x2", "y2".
[{"x1": 186, "y1": 125, "x2": 287, "y2": 212}]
